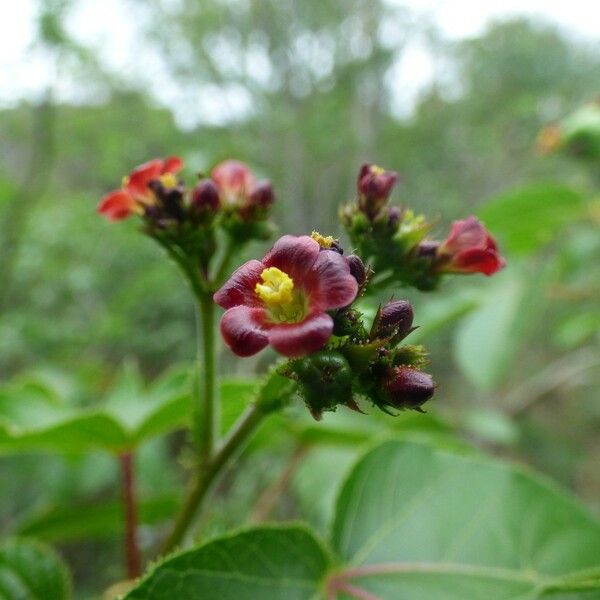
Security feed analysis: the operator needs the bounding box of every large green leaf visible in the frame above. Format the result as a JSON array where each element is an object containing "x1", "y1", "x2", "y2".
[
  {"x1": 331, "y1": 439, "x2": 600, "y2": 599},
  {"x1": 478, "y1": 184, "x2": 585, "y2": 257},
  {"x1": 123, "y1": 525, "x2": 331, "y2": 600},
  {"x1": 0, "y1": 538, "x2": 71, "y2": 600},
  {"x1": 0, "y1": 364, "x2": 191, "y2": 454}
]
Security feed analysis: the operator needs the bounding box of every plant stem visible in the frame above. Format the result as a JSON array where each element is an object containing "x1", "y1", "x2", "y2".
[
  {"x1": 213, "y1": 236, "x2": 237, "y2": 287},
  {"x1": 119, "y1": 452, "x2": 142, "y2": 580},
  {"x1": 162, "y1": 403, "x2": 267, "y2": 554},
  {"x1": 197, "y1": 293, "x2": 217, "y2": 463}
]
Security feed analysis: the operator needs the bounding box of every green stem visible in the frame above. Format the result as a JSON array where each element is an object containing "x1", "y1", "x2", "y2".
[
  {"x1": 213, "y1": 236, "x2": 238, "y2": 287},
  {"x1": 162, "y1": 403, "x2": 267, "y2": 554},
  {"x1": 197, "y1": 294, "x2": 217, "y2": 462}
]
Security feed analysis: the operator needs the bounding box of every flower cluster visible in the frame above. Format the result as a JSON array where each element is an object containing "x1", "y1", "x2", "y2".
[
  {"x1": 99, "y1": 157, "x2": 506, "y2": 421},
  {"x1": 98, "y1": 157, "x2": 275, "y2": 276},
  {"x1": 214, "y1": 233, "x2": 435, "y2": 419},
  {"x1": 342, "y1": 163, "x2": 505, "y2": 290}
]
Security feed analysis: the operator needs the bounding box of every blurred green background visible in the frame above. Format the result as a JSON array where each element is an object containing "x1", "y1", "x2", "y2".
[{"x1": 1, "y1": 1, "x2": 599, "y2": 597}]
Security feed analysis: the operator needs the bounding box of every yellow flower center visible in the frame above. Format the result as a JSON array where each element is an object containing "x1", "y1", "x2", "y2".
[
  {"x1": 159, "y1": 173, "x2": 178, "y2": 188},
  {"x1": 255, "y1": 267, "x2": 306, "y2": 323},
  {"x1": 370, "y1": 165, "x2": 385, "y2": 176},
  {"x1": 311, "y1": 230, "x2": 337, "y2": 249}
]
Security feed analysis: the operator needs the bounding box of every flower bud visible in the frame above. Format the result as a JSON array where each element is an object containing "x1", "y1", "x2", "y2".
[
  {"x1": 416, "y1": 240, "x2": 440, "y2": 258},
  {"x1": 357, "y1": 163, "x2": 399, "y2": 218},
  {"x1": 191, "y1": 179, "x2": 220, "y2": 212},
  {"x1": 248, "y1": 181, "x2": 275, "y2": 208},
  {"x1": 292, "y1": 351, "x2": 353, "y2": 420},
  {"x1": 382, "y1": 366, "x2": 434, "y2": 411},
  {"x1": 345, "y1": 254, "x2": 367, "y2": 286},
  {"x1": 372, "y1": 300, "x2": 413, "y2": 340}
]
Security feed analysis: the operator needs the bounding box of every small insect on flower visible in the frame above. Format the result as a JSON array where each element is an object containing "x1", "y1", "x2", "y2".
[
  {"x1": 435, "y1": 216, "x2": 506, "y2": 276},
  {"x1": 214, "y1": 235, "x2": 359, "y2": 357},
  {"x1": 97, "y1": 156, "x2": 183, "y2": 221}
]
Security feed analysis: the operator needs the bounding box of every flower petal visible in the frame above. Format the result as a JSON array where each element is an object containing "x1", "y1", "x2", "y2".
[
  {"x1": 97, "y1": 190, "x2": 136, "y2": 221},
  {"x1": 262, "y1": 235, "x2": 320, "y2": 282},
  {"x1": 220, "y1": 306, "x2": 269, "y2": 357},
  {"x1": 126, "y1": 159, "x2": 163, "y2": 198},
  {"x1": 162, "y1": 156, "x2": 184, "y2": 174},
  {"x1": 268, "y1": 312, "x2": 333, "y2": 357},
  {"x1": 454, "y1": 249, "x2": 506, "y2": 276},
  {"x1": 213, "y1": 260, "x2": 265, "y2": 309},
  {"x1": 211, "y1": 160, "x2": 256, "y2": 197},
  {"x1": 441, "y1": 216, "x2": 488, "y2": 254},
  {"x1": 305, "y1": 250, "x2": 358, "y2": 310}
]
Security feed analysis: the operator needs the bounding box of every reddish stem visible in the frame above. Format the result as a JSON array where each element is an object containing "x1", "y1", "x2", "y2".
[{"x1": 119, "y1": 452, "x2": 142, "y2": 579}]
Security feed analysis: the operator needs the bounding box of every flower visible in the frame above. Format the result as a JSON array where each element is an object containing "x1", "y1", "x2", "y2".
[
  {"x1": 98, "y1": 156, "x2": 183, "y2": 221},
  {"x1": 436, "y1": 216, "x2": 506, "y2": 276},
  {"x1": 356, "y1": 163, "x2": 399, "y2": 217},
  {"x1": 214, "y1": 235, "x2": 359, "y2": 357}
]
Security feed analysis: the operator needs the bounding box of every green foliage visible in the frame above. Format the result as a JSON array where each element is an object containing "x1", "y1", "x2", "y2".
[
  {"x1": 17, "y1": 496, "x2": 177, "y2": 543},
  {"x1": 125, "y1": 439, "x2": 600, "y2": 599},
  {"x1": 0, "y1": 537, "x2": 71, "y2": 600},
  {"x1": 478, "y1": 184, "x2": 586, "y2": 256},
  {"x1": 124, "y1": 525, "x2": 331, "y2": 600},
  {"x1": 0, "y1": 364, "x2": 191, "y2": 454}
]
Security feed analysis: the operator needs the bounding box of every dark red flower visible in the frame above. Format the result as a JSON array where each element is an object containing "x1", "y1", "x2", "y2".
[
  {"x1": 357, "y1": 163, "x2": 399, "y2": 217},
  {"x1": 98, "y1": 156, "x2": 183, "y2": 221},
  {"x1": 214, "y1": 235, "x2": 359, "y2": 357},
  {"x1": 436, "y1": 216, "x2": 506, "y2": 276}
]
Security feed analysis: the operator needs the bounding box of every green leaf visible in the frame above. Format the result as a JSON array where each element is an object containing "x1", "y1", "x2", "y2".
[
  {"x1": 478, "y1": 184, "x2": 585, "y2": 257},
  {"x1": 17, "y1": 496, "x2": 178, "y2": 543},
  {"x1": 123, "y1": 525, "x2": 331, "y2": 600},
  {"x1": 0, "y1": 538, "x2": 71, "y2": 600},
  {"x1": 0, "y1": 364, "x2": 192, "y2": 454},
  {"x1": 331, "y1": 439, "x2": 600, "y2": 599},
  {"x1": 454, "y1": 271, "x2": 525, "y2": 390}
]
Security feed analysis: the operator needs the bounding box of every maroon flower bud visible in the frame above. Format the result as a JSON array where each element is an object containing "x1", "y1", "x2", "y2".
[
  {"x1": 436, "y1": 216, "x2": 506, "y2": 276},
  {"x1": 248, "y1": 181, "x2": 275, "y2": 208},
  {"x1": 191, "y1": 179, "x2": 220, "y2": 212},
  {"x1": 416, "y1": 240, "x2": 441, "y2": 258},
  {"x1": 372, "y1": 300, "x2": 413, "y2": 339},
  {"x1": 345, "y1": 254, "x2": 367, "y2": 286},
  {"x1": 383, "y1": 366, "x2": 435, "y2": 410},
  {"x1": 356, "y1": 163, "x2": 399, "y2": 218},
  {"x1": 387, "y1": 206, "x2": 402, "y2": 227}
]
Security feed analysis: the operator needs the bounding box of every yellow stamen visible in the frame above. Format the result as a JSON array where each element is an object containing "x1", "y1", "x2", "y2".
[
  {"x1": 311, "y1": 230, "x2": 337, "y2": 249},
  {"x1": 159, "y1": 173, "x2": 178, "y2": 188},
  {"x1": 370, "y1": 165, "x2": 385, "y2": 176},
  {"x1": 255, "y1": 267, "x2": 294, "y2": 306}
]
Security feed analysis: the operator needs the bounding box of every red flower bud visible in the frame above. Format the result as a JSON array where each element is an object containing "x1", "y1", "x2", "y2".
[
  {"x1": 248, "y1": 181, "x2": 275, "y2": 208},
  {"x1": 192, "y1": 179, "x2": 220, "y2": 212},
  {"x1": 372, "y1": 300, "x2": 413, "y2": 339},
  {"x1": 357, "y1": 163, "x2": 399, "y2": 218},
  {"x1": 345, "y1": 254, "x2": 367, "y2": 286},
  {"x1": 382, "y1": 366, "x2": 435, "y2": 410},
  {"x1": 437, "y1": 216, "x2": 506, "y2": 276}
]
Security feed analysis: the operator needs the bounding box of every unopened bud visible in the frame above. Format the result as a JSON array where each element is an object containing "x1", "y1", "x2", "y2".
[
  {"x1": 356, "y1": 163, "x2": 399, "y2": 218},
  {"x1": 249, "y1": 181, "x2": 274, "y2": 208},
  {"x1": 292, "y1": 351, "x2": 353, "y2": 420},
  {"x1": 372, "y1": 300, "x2": 413, "y2": 340},
  {"x1": 382, "y1": 366, "x2": 434, "y2": 410},
  {"x1": 416, "y1": 240, "x2": 440, "y2": 258},
  {"x1": 345, "y1": 254, "x2": 367, "y2": 286},
  {"x1": 191, "y1": 179, "x2": 220, "y2": 212}
]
